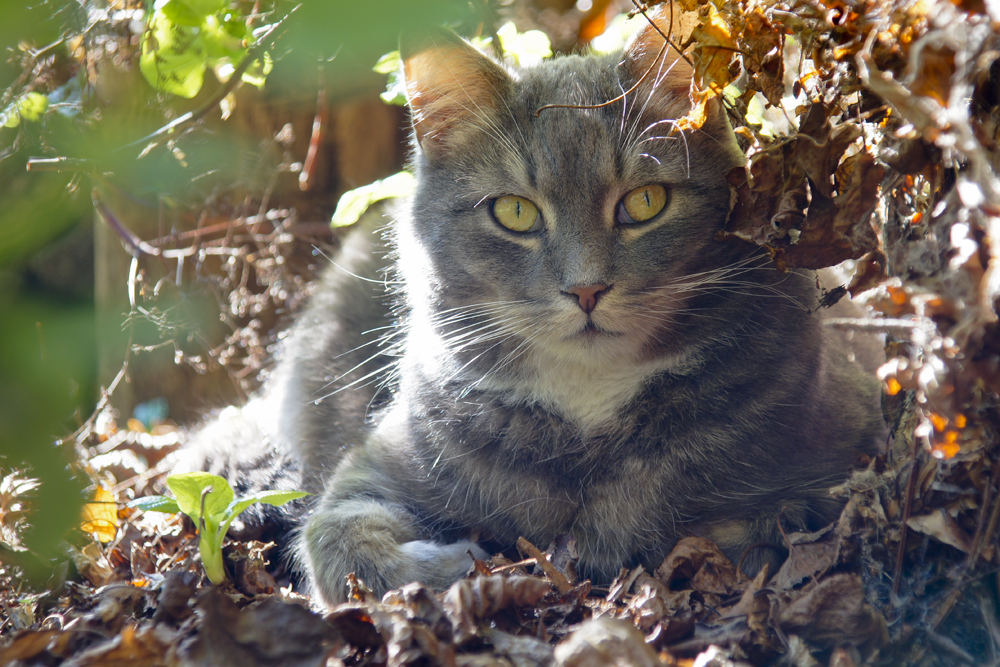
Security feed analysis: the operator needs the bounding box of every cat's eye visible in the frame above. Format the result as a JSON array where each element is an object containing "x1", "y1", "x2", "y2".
[
  {"x1": 618, "y1": 184, "x2": 668, "y2": 224},
  {"x1": 492, "y1": 195, "x2": 542, "y2": 233}
]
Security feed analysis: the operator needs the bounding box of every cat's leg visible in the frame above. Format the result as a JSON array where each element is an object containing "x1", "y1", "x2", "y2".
[
  {"x1": 298, "y1": 497, "x2": 485, "y2": 606},
  {"x1": 296, "y1": 448, "x2": 487, "y2": 606}
]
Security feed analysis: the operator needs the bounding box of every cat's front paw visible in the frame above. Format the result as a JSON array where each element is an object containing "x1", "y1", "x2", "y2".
[
  {"x1": 399, "y1": 539, "x2": 488, "y2": 588},
  {"x1": 299, "y1": 497, "x2": 487, "y2": 607}
]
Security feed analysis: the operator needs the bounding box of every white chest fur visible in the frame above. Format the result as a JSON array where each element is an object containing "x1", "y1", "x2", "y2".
[{"x1": 477, "y1": 348, "x2": 678, "y2": 432}]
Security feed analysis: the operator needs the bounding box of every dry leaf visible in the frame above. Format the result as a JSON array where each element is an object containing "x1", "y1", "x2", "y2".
[
  {"x1": 444, "y1": 575, "x2": 552, "y2": 644},
  {"x1": 553, "y1": 617, "x2": 661, "y2": 667},
  {"x1": 906, "y1": 510, "x2": 973, "y2": 553},
  {"x1": 779, "y1": 574, "x2": 888, "y2": 650},
  {"x1": 654, "y1": 536, "x2": 745, "y2": 595},
  {"x1": 81, "y1": 486, "x2": 119, "y2": 543}
]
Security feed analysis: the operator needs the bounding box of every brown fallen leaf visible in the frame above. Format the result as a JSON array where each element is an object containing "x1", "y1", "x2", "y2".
[
  {"x1": 382, "y1": 582, "x2": 453, "y2": 643},
  {"x1": 627, "y1": 572, "x2": 705, "y2": 631},
  {"x1": 906, "y1": 509, "x2": 973, "y2": 553},
  {"x1": 771, "y1": 524, "x2": 840, "y2": 590},
  {"x1": 553, "y1": 616, "x2": 662, "y2": 667},
  {"x1": 724, "y1": 563, "x2": 771, "y2": 636},
  {"x1": 778, "y1": 574, "x2": 888, "y2": 651},
  {"x1": 62, "y1": 624, "x2": 177, "y2": 667},
  {"x1": 485, "y1": 627, "x2": 554, "y2": 667},
  {"x1": 654, "y1": 536, "x2": 745, "y2": 595},
  {"x1": 151, "y1": 570, "x2": 198, "y2": 626},
  {"x1": 443, "y1": 575, "x2": 552, "y2": 644},
  {"x1": 0, "y1": 630, "x2": 75, "y2": 663},
  {"x1": 178, "y1": 588, "x2": 345, "y2": 667}
]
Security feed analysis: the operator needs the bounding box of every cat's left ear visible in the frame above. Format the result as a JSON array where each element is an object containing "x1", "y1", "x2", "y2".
[
  {"x1": 402, "y1": 31, "x2": 513, "y2": 160},
  {"x1": 621, "y1": 6, "x2": 742, "y2": 159},
  {"x1": 620, "y1": 6, "x2": 697, "y2": 119}
]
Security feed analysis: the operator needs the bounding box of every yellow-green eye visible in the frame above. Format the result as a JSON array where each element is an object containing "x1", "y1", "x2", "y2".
[
  {"x1": 620, "y1": 184, "x2": 668, "y2": 224},
  {"x1": 492, "y1": 195, "x2": 541, "y2": 233}
]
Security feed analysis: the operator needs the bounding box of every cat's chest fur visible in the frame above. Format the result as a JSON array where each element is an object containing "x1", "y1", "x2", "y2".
[{"x1": 473, "y1": 348, "x2": 683, "y2": 432}]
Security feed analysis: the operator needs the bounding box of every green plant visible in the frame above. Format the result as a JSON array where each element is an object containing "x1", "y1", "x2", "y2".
[
  {"x1": 129, "y1": 472, "x2": 306, "y2": 584},
  {"x1": 140, "y1": 0, "x2": 273, "y2": 98}
]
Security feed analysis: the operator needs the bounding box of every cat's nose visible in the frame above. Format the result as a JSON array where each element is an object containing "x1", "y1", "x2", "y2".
[{"x1": 564, "y1": 284, "x2": 609, "y2": 314}]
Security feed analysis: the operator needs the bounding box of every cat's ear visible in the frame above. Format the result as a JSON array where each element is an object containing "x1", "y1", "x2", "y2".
[
  {"x1": 620, "y1": 6, "x2": 738, "y2": 146},
  {"x1": 402, "y1": 31, "x2": 512, "y2": 160},
  {"x1": 620, "y1": 6, "x2": 696, "y2": 111}
]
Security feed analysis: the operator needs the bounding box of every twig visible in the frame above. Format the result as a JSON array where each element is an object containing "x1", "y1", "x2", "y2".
[
  {"x1": 299, "y1": 64, "x2": 327, "y2": 192},
  {"x1": 823, "y1": 316, "x2": 936, "y2": 333},
  {"x1": 516, "y1": 537, "x2": 573, "y2": 594},
  {"x1": 893, "y1": 433, "x2": 923, "y2": 599},
  {"x1": 92, "y1": 191, "x2": 162, "y2": 257},
  {"x1": 25, "y1": 157, "x2": 94, "y2": 173},
  {"x1": 964, "y1": 456, "x2": 1000, "y2": 570}
]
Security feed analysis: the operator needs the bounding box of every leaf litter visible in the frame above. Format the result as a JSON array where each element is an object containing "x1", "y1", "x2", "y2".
[{"x1": 4, "y1": 0, "x2": 1000, "y2": 664}]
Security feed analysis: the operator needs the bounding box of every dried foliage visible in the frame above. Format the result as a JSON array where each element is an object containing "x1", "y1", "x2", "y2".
[{"x1": 4, "y1": 0, "x2": 1000, "y2": 664}]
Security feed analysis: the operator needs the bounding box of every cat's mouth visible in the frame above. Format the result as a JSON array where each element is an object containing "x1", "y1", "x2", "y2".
[{"x1": 573, "y1": 321, "x2": 620, "y2": 338}]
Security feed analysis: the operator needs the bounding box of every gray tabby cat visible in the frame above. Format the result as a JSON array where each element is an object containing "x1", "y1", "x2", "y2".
[{"x1": 183, "y1": 9, "x2": 884, "y2": 608}]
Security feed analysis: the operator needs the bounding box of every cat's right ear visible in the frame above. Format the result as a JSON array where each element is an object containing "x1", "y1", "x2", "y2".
[{"x1": 401, "y1": 31, "x2": 512, "y2": 160}]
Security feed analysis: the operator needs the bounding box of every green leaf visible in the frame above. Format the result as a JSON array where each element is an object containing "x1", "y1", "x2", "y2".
[
  {"x1": 380, "y1": 73, "x2": 407, "y2": 106},
  {"x1": 225, "y1": 490, "x2": 309, "y2": 519},
  {"x1": 17, "y1": 93, "x2": 49, "y2": 123},
  {"x1": 496, "y1": 22, "x2": 551, "y2": 66},
  {"x1": 158, "y1": 0, "x2": 205, "y2": 27},
  {"x1": 0, "y1": 103, "x2": 18, "y2": 128},
  {"x1": 140, "y1": 15, "x2": 209, "y2": 98},
  {"x1": 374, "y1": 52, "x2": 406, "y2": 106},
  {"x1": 218, "y1": 489, "x2": 309, "y2": 543},
  {"x1": 166, "y1": 472, "x2": 234, "y2": 521},
  {"x1": 202, "y1": 14, "x2": 246, "y2": 59},
  {"x1": 1, "y1": 92, "x2": 50, "y2": 128},
  {"x1": 373, "y1": 51, "x2": 401, "y2": 74},
  {"x1": 332, "y1": 171, "x2": 415, "y2": 228},
  {"x1": 128, "y1": 495, "x2": 181, "y2": 514},
  {"x1": 180, "y1": 0, "x2": 227, "y2": 17},
  {"x1": 241, "y1": 52, "x2": 273, "y2": 88}
]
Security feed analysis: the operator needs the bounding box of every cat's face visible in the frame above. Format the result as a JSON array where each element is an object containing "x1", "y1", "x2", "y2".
[{"x1": 398, "y1": 12, "x2": 746, "y2": 374}]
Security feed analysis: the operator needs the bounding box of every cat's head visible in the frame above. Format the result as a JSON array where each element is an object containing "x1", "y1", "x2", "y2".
[{"x1": 396, "y1": 9, "x2": 747, "y2": 376}]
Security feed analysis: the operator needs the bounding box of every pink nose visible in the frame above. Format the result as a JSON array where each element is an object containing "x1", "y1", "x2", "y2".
[{"x1": 565, "y1": 284, "x2": 609, "y2": 314}]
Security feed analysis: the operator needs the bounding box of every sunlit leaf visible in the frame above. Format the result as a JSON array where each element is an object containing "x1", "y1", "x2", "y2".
[
  {"x1": 202, "y1": 14, "x2": 246, "y2": 59},
  {"x1": 166, "y1": 472, "x2": 234, "y2": 522},
  {"x1": 140, "y1": 15, "x2": 209, "y2": 98},
  {"x1": 177, "y1": 0, "x2": 227, "y2": 17},
  {"x1": 590, "y1": 13, "x2": 644, "y2": 54},
  {"x1": 80, "y1": 486, "x2": 119, "y2": 543},
  {"x1": 496, "y1": 22, "x2": 552, "y2": 66},
  {"x1": 158, "y1": 0, "x2": 204, "y2": 27},
  {"x1": 225, "y1": 490, "x2": 309, "y2": 521},
  {"x1": 241, "y1": 52, "x2": 273, "y2": 88},
  {"x1": 375, "y1": 51, "x2": 407, "y2": 105},
  {"x1": 17, "y1": 93, "x2": 49, "y2": 123},
  {"x1": 690, "y1": 4, "x2": 736, "y2": 94},
  {"x1": 332, "y1": 171, "x2": 415, "y2": 228},
  {"x1": 373, "y1": 51, "x2": 401, "y2": 74},
  {"x1": 128, "y1": 495, "x2": 182, "y2": 514}
]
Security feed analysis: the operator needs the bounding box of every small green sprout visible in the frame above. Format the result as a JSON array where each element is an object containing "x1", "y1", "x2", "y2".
[{"x1": 129, "y1": 472, "x2": 307, "y2": 584}]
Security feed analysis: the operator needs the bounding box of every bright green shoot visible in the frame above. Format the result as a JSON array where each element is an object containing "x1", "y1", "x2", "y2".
[{"x1": 129, "y1": 472, "x2": 307, "y2": 585}]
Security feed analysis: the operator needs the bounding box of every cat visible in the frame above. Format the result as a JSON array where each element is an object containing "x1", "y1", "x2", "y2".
[{"x1": 182, "y1": 8, "x2": 885, "y2": 608}]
